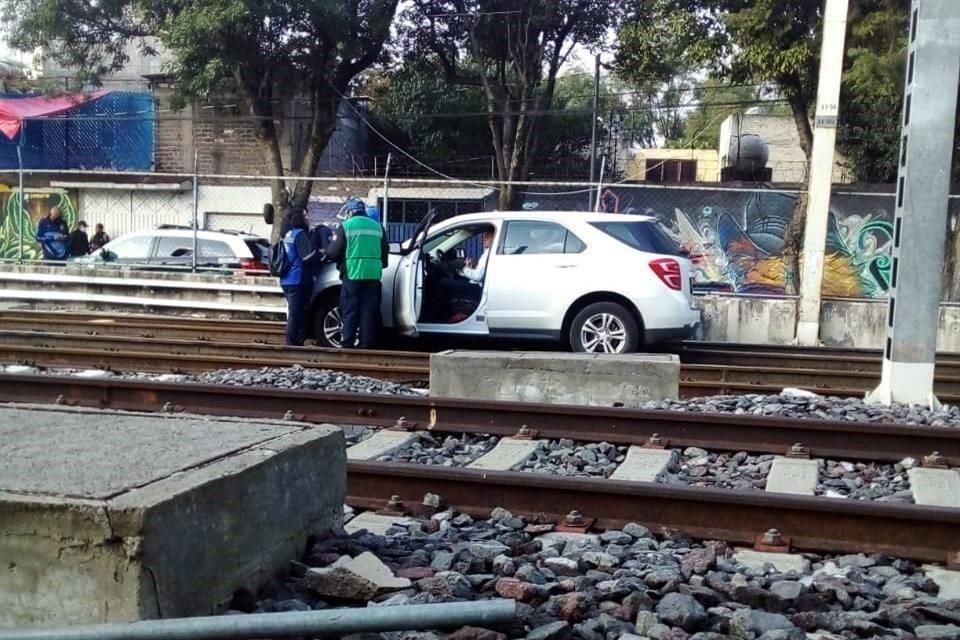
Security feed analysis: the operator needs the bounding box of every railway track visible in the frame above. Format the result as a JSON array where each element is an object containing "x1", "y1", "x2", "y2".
[
  {"x1": 0, "y1": 372, "x2": 958, "y2": 562},
  {"x1": 2, "y1": 317, "x2": 960, "y2": 399}
]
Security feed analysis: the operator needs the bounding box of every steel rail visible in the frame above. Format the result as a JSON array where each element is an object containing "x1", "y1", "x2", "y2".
[
  {"x1": 0, "y1": 330, "x2": 428, "y2": 380},
  {"x1": 346, "y1": 461, "x2": 960, "y2": 563},
  {"x1": 6, "y1": 328, "x2": 960, "y2": 399},
  {"x1": 1, "y1": 374, "x2": 958, "y2": 464}
]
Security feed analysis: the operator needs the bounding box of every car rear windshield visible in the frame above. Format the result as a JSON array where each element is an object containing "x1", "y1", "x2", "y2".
[
  {"x1": 590, "y1": 220, "x2": 683, "y2": 256},
  {"x1": 245, "y1": 239, "x2": 270, "y2": 261}
]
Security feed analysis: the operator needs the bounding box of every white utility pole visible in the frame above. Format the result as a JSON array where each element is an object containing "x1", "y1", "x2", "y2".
[
  {"x1": 867, "y1": 0, "x2": 960, "y2": 407},
  {"x1": 795, "y1": 0, "x2": 850, "y2": 346}
]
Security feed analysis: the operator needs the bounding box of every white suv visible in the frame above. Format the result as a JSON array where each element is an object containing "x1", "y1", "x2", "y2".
[{"x1": 309, "y1": 211, "x2": 700, "y2": 353}]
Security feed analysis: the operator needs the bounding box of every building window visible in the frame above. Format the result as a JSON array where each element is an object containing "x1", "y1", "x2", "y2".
[{"x1": 644, "y1": 159, "x2": 698, "y2": 184}]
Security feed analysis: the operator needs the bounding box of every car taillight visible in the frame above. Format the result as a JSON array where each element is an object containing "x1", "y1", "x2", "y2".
[
  {"x1": 649, "y1": 258, "x2": 682, "y2": 291},
  {"x1": 240, "y1": 258, "x2": 264, "y2": 271}
]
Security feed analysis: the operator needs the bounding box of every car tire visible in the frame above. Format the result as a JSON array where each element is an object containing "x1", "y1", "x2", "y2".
[
  {"x1": 312, "y1": 295, "x2": 343, "y2": 349},
  {"x1": 568, "y1": 302, "x2": 640, "y2": 354}
]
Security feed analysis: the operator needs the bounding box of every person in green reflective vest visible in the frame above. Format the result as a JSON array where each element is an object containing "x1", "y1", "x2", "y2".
[{"x1": 325, "y1": 199, "x2": 389, "y2": 348}]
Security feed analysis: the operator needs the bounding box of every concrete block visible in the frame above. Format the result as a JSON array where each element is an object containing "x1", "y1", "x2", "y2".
[
  {"x1": 0, "y1": 406, "x2": 345, "y2": 627},
  {"x1": 303, "y1": 551, "x2": 411, "y2": 601},
  {"x1": 468, "y1": 438, "x2": 542, "y2": 471},
  {"x1": 908, "y1": 468, "x2": 960, "y2": 508},
  {"x1": 697, "y1": 296, "x2": 797, "y2": 345},
  {"x1": 610, "y1": 447, "x2": 673, "y2": 483},
  {"x1": 430, "y1": 351, "x2": 680, "y2": 406},
  {"x1": 732, "y1": 549, "x2": 811, "y2": 574},
  {"x1": 923, "y1": 566, "x2": 960, "y2": 600},
  {"x1": 347, "y1": 430, "x2": 418, "y2": 460},
  {"x1": 344, "y1": 512, "x2": 410, "y2": 536},
  {"x1": 765, "y1": 458, "x2": 820, "y2": 496}
]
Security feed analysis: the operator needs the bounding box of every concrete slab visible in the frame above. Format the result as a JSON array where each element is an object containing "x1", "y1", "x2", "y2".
[
  {"x1": 344, "y1": 512, "x2": 404, "y2": 536},
  {"x1": 0, "y1": 406, "x2": 345, "y2": 628},
  {"x1": 468, "y1": 438, "x2": 542, "y2": 471},
  {"x1": 923, "y1": 566, "x2": 960, "y2": 600},
  {"x1": 610, "y1": 447, "x2": 673, "y2": 483},
  {"x1": 732, "y1": 549, "x2": 811, "y2": 574},
  {"x1": 765, "y1": 457, "x2": 820, "y2": 495},
  {"x1": 430, "y1": 351, "x2": 680, "y2": 406},
  {"x1": 347, "y1": 430, "x2": 418, "y2": 461},
  {"x1": 908, "y1": 468, "x2": 960, "y2": 508}
]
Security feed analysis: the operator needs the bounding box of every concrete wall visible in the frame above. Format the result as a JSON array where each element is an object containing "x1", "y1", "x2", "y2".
[{"x1": 430, "y1": 351, "x2": 681, "y2": 405}]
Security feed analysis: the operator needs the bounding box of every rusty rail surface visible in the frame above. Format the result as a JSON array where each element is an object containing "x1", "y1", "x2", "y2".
[
  {"x1": 0, "y1": 330, "x2": 428, "y2": 381},
  {"x1": 2, "y1": 373, "x2": 958, "y2": 465},
  {"x1": 347, "y1": 462, "x2": 960, "y2": 563},
  {"x1": 1, "y1": 328, "x2": 959, "y2": 400}
]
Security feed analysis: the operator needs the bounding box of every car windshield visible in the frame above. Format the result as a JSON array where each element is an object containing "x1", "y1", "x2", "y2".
[{"x1": 590, "y1": 220, "x2": 683, "y2": 256}]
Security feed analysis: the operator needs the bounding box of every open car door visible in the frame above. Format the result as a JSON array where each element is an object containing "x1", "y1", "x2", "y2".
[{"x1": 393, "y1": 211, "x2": 437, "y2": 335}]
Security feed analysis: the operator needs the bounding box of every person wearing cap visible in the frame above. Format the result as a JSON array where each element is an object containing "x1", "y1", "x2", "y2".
[
  {"x1": 326, "y1": 198, "x2": 389, "y2": 348},
  {"x1": 68, "y1": 220, "x2": 90, "y2": 257}
]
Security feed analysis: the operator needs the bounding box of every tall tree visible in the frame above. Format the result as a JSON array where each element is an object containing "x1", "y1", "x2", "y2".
[
  {"x1": 618, "y1": 0, "x2": 824, "y2": 293},
  {"x1": 406, "y1": 0, "x2": 623, "y2": 208},
  {"x1": 3, "y1": 0, "x2": 399, "y2": 237}
]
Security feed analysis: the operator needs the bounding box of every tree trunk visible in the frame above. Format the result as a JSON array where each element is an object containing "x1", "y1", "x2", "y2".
[{"x1": 782, "y1": 91, "x2": 814, "y2": 295}]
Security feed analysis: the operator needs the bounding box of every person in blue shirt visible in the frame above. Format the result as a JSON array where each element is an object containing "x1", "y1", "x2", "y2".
[
  {"x1": 278, "y1": 208, "x2": 317, "y2": 346},
  {"x1": 36, "y1": 206, "x2": 69, "y2": 261},
  {"x1": 365, "y1": 204, "x2": 381, "y2": 225}
]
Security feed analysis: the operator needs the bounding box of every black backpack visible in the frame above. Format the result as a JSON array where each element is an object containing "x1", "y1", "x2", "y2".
[{"x1": 269, "y1": 240, "x2": 290, "y2": 277}]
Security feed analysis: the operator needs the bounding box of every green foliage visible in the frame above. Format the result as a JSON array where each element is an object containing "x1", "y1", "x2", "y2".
[{"x1": 670, "y1": 79, "x2": 763, "y2": 150}]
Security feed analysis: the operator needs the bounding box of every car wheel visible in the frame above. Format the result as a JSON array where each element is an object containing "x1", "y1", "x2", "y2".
[
  {"x1": 569, "y1": 302, "x2": 639, "y2": 354},
  {"x1": 313, "y1": 296, "x2": 343, "y2": 349}
]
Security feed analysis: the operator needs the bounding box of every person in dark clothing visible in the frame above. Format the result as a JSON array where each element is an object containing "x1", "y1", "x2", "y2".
[
  {"x1": 277, "y1": 209, "x2": 318, "y2": 346},
  {"x1": 89, "y1": 224, "x2": 110, "y2": 252},
  {"x1": 36, "y1": 206, "x2": 69, "y2": 261},
  {"x1": 68, "y1": 220, "x2": 90, "y2": 257},
  {"x1": 325, "y1": 201, "x2": 389, "y2": 349}
]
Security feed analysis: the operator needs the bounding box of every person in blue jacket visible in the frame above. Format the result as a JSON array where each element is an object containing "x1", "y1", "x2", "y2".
[
  {"x1": 279, "y1": 208, "x2": 317, "y2": 346},
  {"x1": 36, "y1": 206, "x2": 69, "y2": 261}
]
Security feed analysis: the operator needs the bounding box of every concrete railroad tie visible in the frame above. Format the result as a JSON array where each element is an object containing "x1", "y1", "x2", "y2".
[
  {"x1": 346, "y1": 431, "x2": 418, "y2": 461},
  {"x1": 468, "y1": 438, "x2": 543, "y2": 471},
  {"x1": 765, "y1": 457, "x2": 820, "y2": 496},
  {"x1": 610, "y1": 446, "x2": 673, "y2": 483}
]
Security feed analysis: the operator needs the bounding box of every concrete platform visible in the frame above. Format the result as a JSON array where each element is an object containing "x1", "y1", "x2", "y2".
[
  {"x1": 610, "y1": 447, "x2": 673, "y2": 482},
  {"x1": 347, "y1": 430, "x2": 418, "y2": 460},
  {"x1": 430, "y1": 351, "x2": 680, "y2": 406},
  {"x1": 468, "y1": 438, "x2": 542, "y2": 471},
  {"x1": 908, "y1": 468, "x2": 960, "y2": 508},
  {"x1": 0, "y1": 406, "x2": 345, "y2": 628},
  {"x1": 765, "y1": 458, "x2": 820, "y2": 495}
]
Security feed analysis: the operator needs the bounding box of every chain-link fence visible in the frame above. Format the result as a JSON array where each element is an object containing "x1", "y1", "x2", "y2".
[{"x1": 0, "y1": 165, "x2": 949, "y2": 300}]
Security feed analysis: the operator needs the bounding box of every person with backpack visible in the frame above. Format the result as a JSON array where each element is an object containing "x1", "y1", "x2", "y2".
[
  {"x1": 271, "y1": 208, "x2": 317, "y2": 346},
  {"x1": 326, "y1": 199, "x2": 389, "y2": 349}
]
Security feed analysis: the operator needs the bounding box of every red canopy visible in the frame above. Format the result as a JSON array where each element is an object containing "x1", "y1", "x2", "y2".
[{"x1": 0, "y1": 89, "x2": 112, "y2": 139}]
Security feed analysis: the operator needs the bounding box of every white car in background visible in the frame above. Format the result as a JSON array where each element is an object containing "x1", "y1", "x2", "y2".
[
  {"x1": 309, "y1": 211, "x2": 700, "y2": 354},
  {"x1": 81, "y1": 226, "x2": 270, "y2": 271}
]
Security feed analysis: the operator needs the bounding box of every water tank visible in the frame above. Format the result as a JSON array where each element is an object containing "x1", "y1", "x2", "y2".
[{"x1": 728, "y1": 134, "x2": 769, "y2": 169}]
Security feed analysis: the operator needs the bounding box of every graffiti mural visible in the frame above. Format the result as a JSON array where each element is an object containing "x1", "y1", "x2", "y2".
[
  {"x1": 0, "y1": 188, "x2": 78, "y2": 261},
  {"x1": 520, "y1": 185, "x2": 906, "y2": 299}
]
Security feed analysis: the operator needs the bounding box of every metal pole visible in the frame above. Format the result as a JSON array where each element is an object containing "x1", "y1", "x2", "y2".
[
  {"x1": 867, "y1": 0, "x2": 960, "y2": 407},
  {"x1": 16, "y1": 144, "x2": 23, "y2": 264},
  {"x1": 0, "y1": 600, "x2": 516, "y2": 640},
  {"x1": 192, "y1": 149, "x2": 199, "y2": 272},
  {"x1": 594, "y1": 156, "x2": 606, "y2": 212},
  {"x1": 795, "y1": 0, "x2": 850, "y2": 346},
  {"x1": 589, "y1": 54, "x2": 601, "y2": 186},
  {"x1": 382, "y1": 152, "x2": 392, "y2": 228}
]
